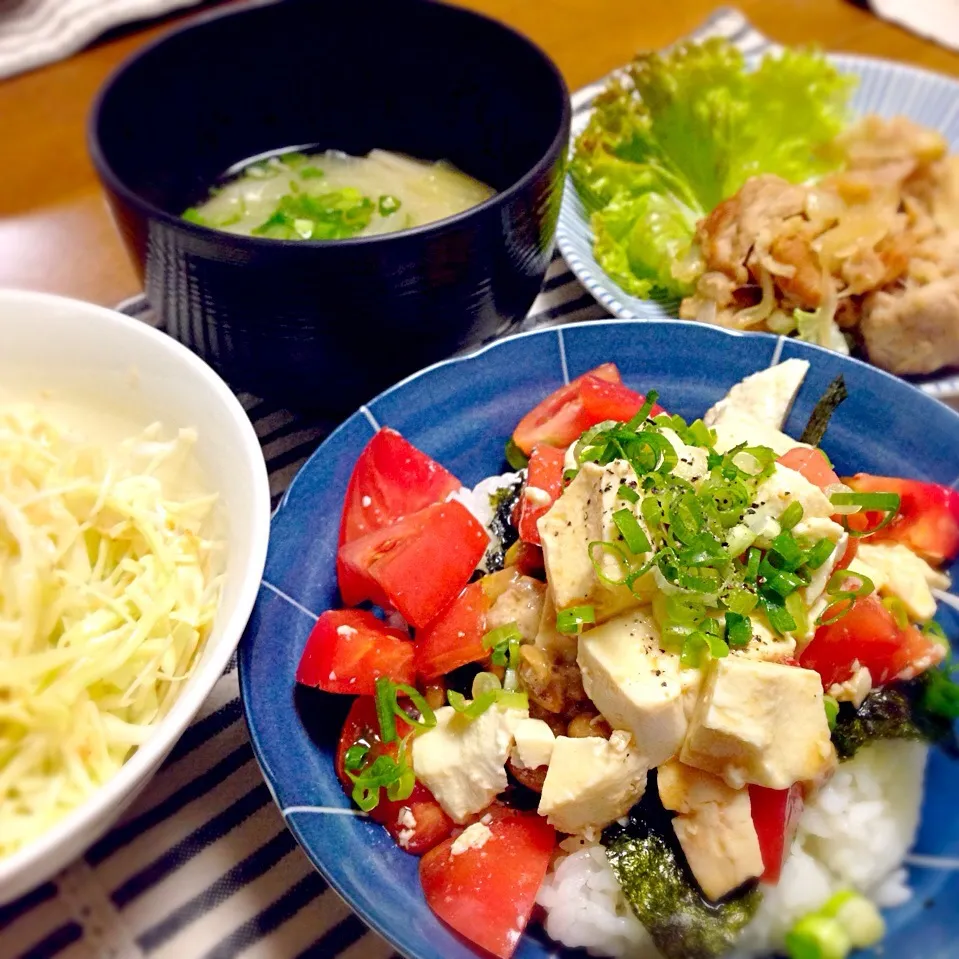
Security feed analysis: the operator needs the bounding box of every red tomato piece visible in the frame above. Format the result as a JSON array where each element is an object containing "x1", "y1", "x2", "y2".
[
  {"x1": 777, "y1": 447, "x2": 840, "y2": 491},
  {"x1": 512, "y1": 541, "x2": 545, "y2": 577},
  {"x1": 578, "y1": 374, "x2": 667, "y2": 424},
  {"x1": 517, "y1": 445, "x2": 567, "y2": 546},
  {"x1": 798, "y1": 592, "x2": 944, "y2": 687},
  {"x1": 415, "y1": 581, "x2": 490, "y2": 680},
  {"x1": 338, "y1": 501, "x2": 489, "y2": 628},
  {"x1": 835, "y1": 537, "x2": 858, "y2": 572},
  {"x1": 749, "y1": 784, "x2": 804, "y2": 884},
  {"x1": 511, "y1": 363, "x2": 621, "y2": 455},
  {"x1": 296, "y1": 609, "x2": 413, "y2": 695},
  {"x1": 336, "y1": 698, "x2": 454, "y2": 855},
  {"x1": 337, "y1": 429, "x2": 462, "y2": 605},
  {"x1": 844, "y1": 474, "x2": 959, "y2": 563},
  {"x1": 419, "y1": 809, "x2": 556, "y2": 958}
]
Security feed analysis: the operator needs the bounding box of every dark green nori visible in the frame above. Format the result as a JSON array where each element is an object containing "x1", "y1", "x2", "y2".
[
  {"x1": 831, "y1": 677, "x2": 957, "y2": 760},
  {"x1": 799, "y1": 374, "x2": 848, "y2": 447},
  {"x1": 483, "y1": 479, "x2": 522, "y2": 573},
  {"x1": 603, "y1": 784, "x2": 761, "y2": 959}
]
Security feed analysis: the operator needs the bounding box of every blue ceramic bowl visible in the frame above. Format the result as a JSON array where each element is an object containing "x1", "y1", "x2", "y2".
[
  {"x1": 240, "y1": 320, "x2": 959, "y2": 958},
  {"x1": 88, "y1": 0, "x2": 570, "y2": 411}
]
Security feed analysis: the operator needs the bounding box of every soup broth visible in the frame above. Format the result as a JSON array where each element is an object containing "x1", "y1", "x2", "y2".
[{"x1": 185, "y1": 149, "x2": 495, "y2": 240}]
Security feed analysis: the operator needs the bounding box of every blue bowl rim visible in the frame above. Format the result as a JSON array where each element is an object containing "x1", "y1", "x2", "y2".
[
  {"x1": 238, "y1": 316, "x2": 959, "y2": 959},
  {"x1": 87, "y1": 0, "x2": 572, "y2": 251}
]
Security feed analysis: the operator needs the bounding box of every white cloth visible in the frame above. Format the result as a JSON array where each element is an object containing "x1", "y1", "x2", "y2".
[
  {"x1": 0, "y1": 0, "x2": 204, "y2": 81},
  {"x1": 871, "y1": 0, "x2": 959, "y2": 52}
]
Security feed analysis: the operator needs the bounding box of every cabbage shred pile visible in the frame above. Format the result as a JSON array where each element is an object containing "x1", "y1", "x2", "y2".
[
  {"x1": 571, "y1": 39, "x2": 855, "y2": 301},
  {"x1": 0, "y1": 408, "x2": 220, "y2": 857}
]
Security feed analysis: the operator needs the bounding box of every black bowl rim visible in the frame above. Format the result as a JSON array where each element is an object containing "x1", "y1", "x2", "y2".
[{"x1": 87, "y1": 0, "x2": 572, "y2": 250}]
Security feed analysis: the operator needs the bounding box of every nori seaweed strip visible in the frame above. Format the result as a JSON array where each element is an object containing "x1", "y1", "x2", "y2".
[
  {"x1": 799, "y1": 374, "x2": 848, "y2": 447},
  {"x1": 603, "y1": 783, "x2": 761, "y2": 959},
  {"x1": 483, "y1": 479, "x2": 522, "y2": 573}
]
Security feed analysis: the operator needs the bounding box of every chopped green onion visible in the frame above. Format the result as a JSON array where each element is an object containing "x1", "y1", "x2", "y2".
[
  {"x1": 589, "y1": 540, "x2": 633, "y2": 586},
  {"x1": 761, "y1": 593, "x2": 798, "y2": 634},
  {"x1": 385, "y1": 764, "x2": 416, "y2": 802},
  {"x1": 785, "y1": 914, "x2": 851, "y2": 959},
  {"x1": 881, "y1": 596, "x2": 910, "y2": 629},
  {"x1": 378, "y1": 194, "x2": 402, "y2": 216},
  {"x1": 182, "y1": 207, "x2": 209, "y2": 225},
  {"x1": 344, "y1": 743, "x2": 369, "y2": 771},
  {"x1": 504, "y1": 437, "x2": 529, "y2": 470},
  {"x1": 681, "y1": 631, "x2": 729, "y2": 668},
  {"x1": 348, "y1": 752, "x2": 410, "y2": 812},
  {"x1": 816, "y1": 571, "x2": 875, "y2": 626},
  {"x1": 612, "y1": 508, "x2": 651, "y2": 553},
  {"x1": 803, "y1": 538, "x2": 837, "y2": 570},
  {"x1": 823, "y1": 695, "x2": 839, "y2": 731},
  {"x1": 780, "y1": 501, "x2": 804, "y2": 531},
  {"x1": 745, "y1": 548, "x2": 761, "y2": 582},
  {"x1": 472, "y1": 671, "x2": 502, "y2": 697},
  {"x1": 556, "y1": 605, "x2": 596, "y2": 634},
  {"x1": 785, "y1": 591, "x2": 809, "y2": 636},
  {"x1": 724, "y1": 588, "x2": 758, "y2": 616},
  {"x1": 447, "y1": 688, "x2": 528, "y2": 718},
  {"x1": 482, "y1": 623, "x2": 523, "y2": 649},
  {"x1": 626, "y1": 391, "x2": 659, "y2": 431},
  {"x1": 375, "y1": 677, "x2": 398, "y2": 743},
  {"x1": 922, "y1": 619, "x2": 950, "y2": 649},
  {"x1": 300, "y1": 165, "x2": 325, "y2": 179},
  {"x1": 725, "y1": 611, "x2": 752, "y2": 648},
  {"x1": 617, "y1": 483, "x2": 640, "y2": 503},
  {"x1": 563, "y1": 467, "x2": 579, "y2": 483},
  {"x1": 765, "y1": 568, "x2": 806, "y2": 599},
  {"x1": 831, "y1": 491, "x2": 901, "y2": 538},
  {"x1": 392, "y1": 682, "x2": 438, "y2": 732}
]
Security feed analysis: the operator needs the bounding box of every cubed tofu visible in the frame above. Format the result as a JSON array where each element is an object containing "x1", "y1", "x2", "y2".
[
  {"x1": 511, "y1": 718, "x2": 556, "y2": 769},
  {"x1": 577, "y1": 609, "x2": 687, "y2": 766},
  {"x1": 658, "y1": 761, "x2": 764, "y2": 901},
  {"x1": 856, "y1": 542, "x2": 951, "y2": 622},
  {"x1": 828, "y1": 665, "x2": 873, "y2": 708},
  {"x1": 538, "y1": 731, "x2": 648, "y2": 835},
  {"x1": 705, "y1": 359, "x2": 810, "y2": 430},
  {"x1": 709, "y1": 408, "x2": 808, "y2": 458},
  {"x1": 681, "y1": 658, "x2": 835, "y2": 790},
  {"x1": 412, "y1": 703, "x2": 528, "y2": 823},
  {"x1": 538, "y1": 461, "x2": 649, "y2": 617}
]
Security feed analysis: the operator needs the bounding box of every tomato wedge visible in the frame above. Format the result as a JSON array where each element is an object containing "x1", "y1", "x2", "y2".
[
  {"x1": 798, "y1": 592, "x2": 944, "y2": 687},
  {"x1": 336, "y1": 698, "x2": 453, "y2": 854},
  {"x1": 296, "y1": 609, "x2": 414, "y2": 694},
  {"x1": 843, "y1": 474, "x2": 959, "y2": 563},
  {"x1": 511, "y1": 363, "x2": 621, "y2": 455},
  {"x1": 749, "y1": 784, "x2": 804, "y2": 884},
  {"x1": 777, "y1": 447, "x2": 840, "y2": 492},
  {"x1": 337, "y1": 429, "x2": 462, "y2": 605},
  {"x1": 419, "y1": 808, "x2": 556, "y2": 958},
  {"x1": 415, "y1": 581, "x2": 490, "y2": 680},
  {"x1": 338, "y1": 501, "x2": 489, "y2": 628},
  {"x1": 579, "y1": 373, "x2": 666, "y2": 424},
  {"x1": 516, "y1": 445, "x2": 566, "y2": 546}
]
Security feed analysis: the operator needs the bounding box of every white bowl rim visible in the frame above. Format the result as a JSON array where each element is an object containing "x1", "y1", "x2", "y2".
[{"x1": 0, "y1": 288, "x2": 271, "y2": 892}]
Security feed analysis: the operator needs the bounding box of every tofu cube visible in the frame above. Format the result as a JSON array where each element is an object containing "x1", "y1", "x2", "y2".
[
  {"x1": 412, "y1": 703, "x2": 527, "y2": 823},
  {"x1": 511, "y1": 718, "x2": 556, "y2": 769},
  {"x1": 538, "y1": 731, "x2": 648, "y2": 835},
  {"x1": 577, "y1": 609, "x2": 687, "y2": 767},
  {"x1": 681, "y1": 658, "x2": 835, "y2": 790},
  {"x1": 705, "y1": 359, "x2": 809, "y2": 431},
  {"x1": 658, "y1": 761, "x2": 764, "y2": 901},
  {"x1": 856, "y1": 542, "x2": 951, "y2": 622}
]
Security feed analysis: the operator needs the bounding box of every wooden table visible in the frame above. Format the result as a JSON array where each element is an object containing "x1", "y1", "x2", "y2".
[{"x1": 2, "y1": 0, "x2": 959, "y2": 308}]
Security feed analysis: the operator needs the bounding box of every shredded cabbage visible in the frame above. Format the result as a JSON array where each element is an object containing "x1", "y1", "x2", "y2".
[{"x1": 0, "y1": 407, "x2": 220, "y2": 857}]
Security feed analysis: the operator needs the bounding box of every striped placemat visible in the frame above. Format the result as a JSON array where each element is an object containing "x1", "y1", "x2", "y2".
[{"x1": 0, "y1": 9, "x2": 902, "y2": 959}]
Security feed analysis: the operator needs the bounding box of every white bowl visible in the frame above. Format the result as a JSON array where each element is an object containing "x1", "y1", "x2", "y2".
[{"x1": 0, "y1": 289, "x2": 271, "y2": 904}]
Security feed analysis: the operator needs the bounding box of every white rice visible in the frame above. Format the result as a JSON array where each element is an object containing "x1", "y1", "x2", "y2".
[{"x1": 537, "y1": 740, "x2": 929, "y2": 958}]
